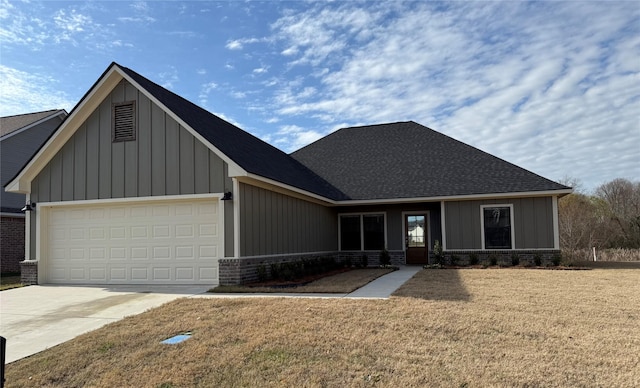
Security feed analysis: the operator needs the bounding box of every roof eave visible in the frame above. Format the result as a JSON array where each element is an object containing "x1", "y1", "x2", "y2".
[{"x1": 332, "y1": 188, "x2": 574, "y2": 206}]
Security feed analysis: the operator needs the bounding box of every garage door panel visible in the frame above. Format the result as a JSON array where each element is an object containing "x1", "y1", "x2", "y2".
[{"x1": 46, "y1": 199, "x2": 219, "y2": 285}]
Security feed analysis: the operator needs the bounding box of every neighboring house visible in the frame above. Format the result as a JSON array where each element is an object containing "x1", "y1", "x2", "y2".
[
  {"x1": 1, "y1": 110, "x2": 67, "y2": 274},
  {"x1": 6, "y1": 63, "x2": 572, "y2": 286}
]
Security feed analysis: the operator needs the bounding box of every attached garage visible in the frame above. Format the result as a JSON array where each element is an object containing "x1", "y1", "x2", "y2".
[{"x1": 42, "y1": 198, "x2": 221, "y2": 285}]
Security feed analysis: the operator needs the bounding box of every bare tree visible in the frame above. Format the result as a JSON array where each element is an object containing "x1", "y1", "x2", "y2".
[{"x1": 595, "y1": 178, "x2": 640, "y2": 248}]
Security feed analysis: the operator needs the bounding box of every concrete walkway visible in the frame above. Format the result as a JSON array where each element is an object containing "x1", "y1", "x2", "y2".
[{"x1": 201, "y1": 265, "x2": 422, "y2": 299}]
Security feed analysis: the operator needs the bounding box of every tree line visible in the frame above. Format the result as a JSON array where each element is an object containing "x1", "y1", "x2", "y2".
[{"x1": 559, "y1": 178, "x2": 640, "y2": 255}]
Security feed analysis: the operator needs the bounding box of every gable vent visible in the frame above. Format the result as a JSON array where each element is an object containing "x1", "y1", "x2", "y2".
[{"x1": 112, "y1": 101, "x2": 136, "y2": 142}]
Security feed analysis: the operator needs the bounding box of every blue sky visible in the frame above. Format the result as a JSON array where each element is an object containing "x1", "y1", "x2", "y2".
[{"x1": 1, "y1": 0, "x2": 638, "y2": 192}]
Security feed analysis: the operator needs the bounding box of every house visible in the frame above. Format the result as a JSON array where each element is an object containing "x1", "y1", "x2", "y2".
[
  {"x1": 6, "y1": 62, "x2": 572, "y2": 286},
  {"x1": 1, "y1": 109, "x2": 67, "y2": 274}
]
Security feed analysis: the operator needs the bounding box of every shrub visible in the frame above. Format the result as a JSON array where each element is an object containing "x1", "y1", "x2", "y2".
[
  {"x1": 344, "y1": 256, "x2": 352, "y2": 268},
  {"x1": 469, "y1": 253, "x2": 479, "y2": 266},
  {"x1": 270, "y1": 263, "x2": 281, "y2": 280},
  {"x1": 489, "y1": 255, "x2": 498, "y2": 266},
  {"x1": 552, "y1": 253, "x2": 562, "y2": 266},
  {"x1": 433, "y1": 240, "x2": 444, "y2": 265},
  {"x1": 511, "y1": 253, "x2": 520, "y2": 267},
  {"x1": 361, "y1": 254, "x2": 369, "y2": 268},
  {"x1": 380, "y1": 249, "x2": 391, "y2": 266},
  {"x1": 257, "y1": 263, "x2": 267, "y2": 282},
  {"x1": 450, "y1": 255, "x2": 459, "y2": 266},
  {"x1": 534, "y1": 254, "x2": 542, "y2": 267}
]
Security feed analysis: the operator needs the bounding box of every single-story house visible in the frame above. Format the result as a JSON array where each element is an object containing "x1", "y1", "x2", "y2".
[
  {"x1": 1, "y1": 109, "x2": 67, "y2": 274},
  {"x1": 6, "y1": 62, "x2": 572, "y2": 286}
]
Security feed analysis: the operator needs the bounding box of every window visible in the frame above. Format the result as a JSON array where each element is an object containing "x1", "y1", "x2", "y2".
[
  {"x1": 339, "y1": 213, "x2": 385, "y2": 251},
  {"x1": 112, "y1": 101, "x2": 136, "y2": 142},
  {"x1": 481, "y1": 205, "x2": 514, "y2": 249}
]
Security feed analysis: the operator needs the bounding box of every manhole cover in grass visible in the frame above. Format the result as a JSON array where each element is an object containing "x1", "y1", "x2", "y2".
[{"x1": 161, "y1": 332, "x2": 192, "y2": 344}]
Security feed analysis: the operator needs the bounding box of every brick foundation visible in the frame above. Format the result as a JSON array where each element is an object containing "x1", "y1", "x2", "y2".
[
  {"x1": 219, "y1": 252, "x2": 339, "y2": 285},
  {"x1": 20, "y1": 260, "x2": 38, "y2": 285},
  {"x1": 1, "y1": 215, "x2": 25, "y2": 274},
  {"x1": 442, "y1": 250, "x2": 561, "y2": 266},
  {"x1": 219, "y1": 250, "x2": 407, "y2": 285}
]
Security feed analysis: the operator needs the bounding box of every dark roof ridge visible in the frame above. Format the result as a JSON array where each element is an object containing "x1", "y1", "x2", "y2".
[{"x1": 0, "y1": 109, "x2": 63, "y2": 119}]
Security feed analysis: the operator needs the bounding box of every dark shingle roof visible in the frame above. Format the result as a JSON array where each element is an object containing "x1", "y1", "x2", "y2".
[
  {"x1": 118, "y1": 64, "x2": 348, "y2": 201},
  {"x1": 292, "y1": 121, "x2": 569, "y2": 200},
  {"x1": 0, "y1": 110, "x2": 64, "y2": 138}
]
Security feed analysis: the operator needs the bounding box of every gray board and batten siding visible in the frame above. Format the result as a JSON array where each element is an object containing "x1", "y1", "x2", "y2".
[
  {"x1": 239, "y1": 183, "x2": 337, "y2": 257},
  {"x1": 28, "y1": 79, "x2": 235, "y2": 258},
  {"x1": 444, "y1": 197, "x2": 555, "y2": 250}
]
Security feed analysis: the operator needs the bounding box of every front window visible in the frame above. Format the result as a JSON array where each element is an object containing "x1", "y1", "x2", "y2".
[
  {"x1": 339, "y1": 213, "x2": 385, "y2": 251},
  {"x1": 482, "y1": 205, "x2": 513, "y2": 249}
]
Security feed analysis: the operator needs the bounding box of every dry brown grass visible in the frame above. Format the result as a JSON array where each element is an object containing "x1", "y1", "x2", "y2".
[
  {"x1": 0, "y1": 275, "x2": 23, "y2": 291},
  {"x1": 212, "y1": 268, "x2": 393, "y2": 294},
  {"x1": 6, "y1": 269, "x2": 640, "y2": 387},
  {"x1": 564, "y1": 248, "x2": 640, "y2": 262}
]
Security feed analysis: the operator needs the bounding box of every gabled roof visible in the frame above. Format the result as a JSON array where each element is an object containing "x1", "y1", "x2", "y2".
[
  {"x1": 6, "y1": 63, "x2": 347, "y2": 201},
  {"x1": 0, "y1": 109, "x2": 66, "y2": 138},
  {"x1": 117, "y1": 64, "x2": 348, "y2": 201},
  {"x1": 292, "y1": 121, "x2": 570, "y2": 200}
]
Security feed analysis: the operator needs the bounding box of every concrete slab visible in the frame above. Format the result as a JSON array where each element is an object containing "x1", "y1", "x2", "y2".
[
  {"x1": 0, "y1": 285, "x2": 209, "y2": 363},
  {"x1": 346, "y1": 265, "x2": 422, "y2": 298}
]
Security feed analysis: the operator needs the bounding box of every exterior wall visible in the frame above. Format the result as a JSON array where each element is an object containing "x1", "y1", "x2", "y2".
[
  {"x1": 27, "y1": 79, "x2": 234, "y2": 259},
  {"x1": 0, "y1": 115, "x2": 65, "y2": 213},
  {"x1": 0, "y1": 215, "x2": 25, "y2": 273},
  {"x1": 238, "y1": 183, "x2": 337, "y2": 257},
  {"x1": 444, "y1": 197, "x2": 555, "y2": 250},
  {"x1": 337, "y1": 202, "x2": 442, "y2": 253}
]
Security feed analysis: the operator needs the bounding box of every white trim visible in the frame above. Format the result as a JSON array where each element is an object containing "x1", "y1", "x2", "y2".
[
  {"x1": 36, "y1": 193, "x2": 222, "y2": 208},
  {"x1": 0, "y1": 212, "x2": 25, "y2": 218},
  {"x1": 337, "y1": 212, "x2": 387, "y2": 251},
  {"x1": 0, "y1": 110, "x2": 67, "y2": 141},
  {"x1": 335, "y1": 189, "x2": 573, "y2": 206},
  {"x1": 24, "y1": 194, "x2": 31, "y2": 261},
  {"x1": 552, "y1": 195, "x2": 560, "y2": 250},
  {"x1": 36, "y1": 202, "x2": 46, "y2": 283},
  {"x1": 6, "y1": 67, "x2": 124, "y2": 194},
  {"x1": 440, "y1": 201, "x2": 447, "y2": 251},
  {"x1": 233, "y1": 177, "x2": 241, "y2": 258},
  {"x1": 480, "y1": 204, "x2": 515, "y2": 250}
]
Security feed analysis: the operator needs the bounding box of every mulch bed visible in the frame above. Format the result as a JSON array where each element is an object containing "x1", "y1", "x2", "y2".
[{"x1": 245, "y1": 267, "x2": 354, "y2": 288}]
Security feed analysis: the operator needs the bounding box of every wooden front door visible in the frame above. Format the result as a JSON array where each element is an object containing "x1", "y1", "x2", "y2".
[{"x1": 405, "y1": 214, "x2": 428, "y2": 264}]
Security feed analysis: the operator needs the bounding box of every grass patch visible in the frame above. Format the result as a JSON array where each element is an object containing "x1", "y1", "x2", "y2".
[
  {"x1": 211, "y1": 268, "x2": 393, "y2": 293},
  {"x1": 0, "y1": 275, "x2": 23, "y2": 291},
  {"x1": 6, "y1": 269, "x2": 640, "y2": 387}
]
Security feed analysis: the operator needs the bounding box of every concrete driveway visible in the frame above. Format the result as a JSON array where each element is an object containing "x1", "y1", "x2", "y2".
[{"x1": 0, "y1": 284, "x2": 210, "y2": 363}]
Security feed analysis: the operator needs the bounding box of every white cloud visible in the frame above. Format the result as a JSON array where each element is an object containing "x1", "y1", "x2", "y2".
[
  {"x1": 257, "y1": 1, "x2": 640, "y2": 189},
  {"x1": 0, "y1": 65, "x2": 75, "y2": 115},
  {"x1": 225, "y1": 37, "x2": 262, "y2": 50},
  {"x1": 252, "y1": 67, "x2": 268, "y2": 75}
]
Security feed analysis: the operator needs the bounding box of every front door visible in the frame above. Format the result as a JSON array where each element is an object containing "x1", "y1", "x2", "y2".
[{"x1": 405, "y1": 214, "x2": 428, "y2": 264}]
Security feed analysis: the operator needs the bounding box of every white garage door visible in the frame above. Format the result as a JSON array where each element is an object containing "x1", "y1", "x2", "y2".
[{"x1": 45, "y1": 199, "x2": 220, "y2": 285}]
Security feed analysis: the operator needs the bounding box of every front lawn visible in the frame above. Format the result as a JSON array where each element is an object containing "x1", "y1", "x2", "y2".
[{"x1": 5, "y1": 269, "x2": 639, "y2": 387}]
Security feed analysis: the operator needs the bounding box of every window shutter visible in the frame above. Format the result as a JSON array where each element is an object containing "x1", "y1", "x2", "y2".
[{"x1": 112, "y1": 101, "x2": 136, "y2": 142}]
